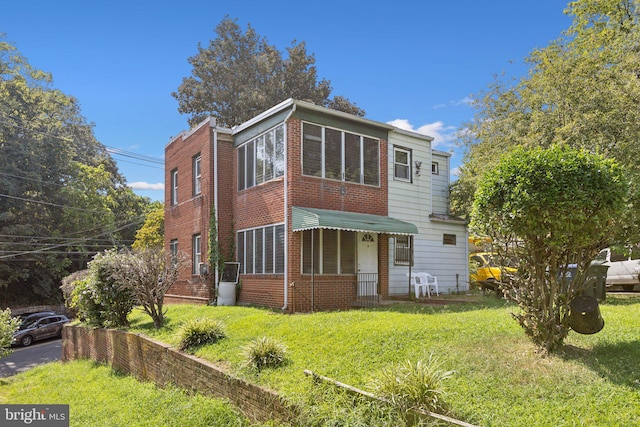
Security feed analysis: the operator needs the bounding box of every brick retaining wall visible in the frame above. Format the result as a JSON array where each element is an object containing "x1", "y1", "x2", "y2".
[{"x1": 62, "y1": 325, "x2": 296, "y2": 423}]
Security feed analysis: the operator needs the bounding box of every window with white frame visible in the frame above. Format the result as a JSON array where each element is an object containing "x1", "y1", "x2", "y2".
[
  {"x1": 237, "y1": 224, "x2": 285, "y2": 274},
  {"x1": 301, "y1": 229, "x2": 356, "y2": 274},
  {"x1": 238, "y1": 125, "x2": 285, "y2": 191},
  {"x1": 170, "y1": 239, "x2": 178, "y2": 265},
  {"x1": 170, "y1": 168, "x2": 178, "y2": 205},
  {"x1": 192, "y1": 234, "x2": 201, "y2": 274},
  {"x1": 302, "y1": 122, "x2": 379, "y2": 186},
  {"x1": 394, "y1": 147, "x2": 411, "y2": 181},
  {"x1": 432, "y1": 162, "x2": 439, "y2": 175},
  {"x1": 193, "y1": 154, "x2": 201, "y2": 195}
]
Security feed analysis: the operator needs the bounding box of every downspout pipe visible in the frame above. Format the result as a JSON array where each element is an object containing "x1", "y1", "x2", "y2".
[
  {"x1": 281, "y1": 103, "x2": 297, "y2": 311},
  {"x1": 212, "y1": 118, "x2": 219, "y2": 296}
]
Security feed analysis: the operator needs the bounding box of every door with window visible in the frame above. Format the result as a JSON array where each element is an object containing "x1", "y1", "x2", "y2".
[{"x1": 357, "y1": 232, "x2": 378, "y2": 296}]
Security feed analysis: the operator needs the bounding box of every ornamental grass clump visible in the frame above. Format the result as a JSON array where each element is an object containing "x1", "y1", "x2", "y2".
[
  {"x1": 370, "y1": 355, "x2": 453, "y2": 415},
  {"x1": 243, "y1": 336, "x2": 287, "y2": 371},
  {"x1": 178, "y1": 317, "x2": 226, "y2": 351}
]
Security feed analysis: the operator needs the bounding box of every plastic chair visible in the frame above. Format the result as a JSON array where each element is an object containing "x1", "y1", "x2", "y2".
[
  {"x1": 416, "y1": 272, "x2": 439, "y2": 297},
  {"x1": 407, "y1": 273, "x2": 428, "y2": 298}
]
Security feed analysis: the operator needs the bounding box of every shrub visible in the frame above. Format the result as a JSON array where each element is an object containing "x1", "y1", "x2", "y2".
[
  {"x1": 369, "y1": 355, "x2": 453, "y2": 415},
  {"x1": 1, "y1": 309, "x2": 21, "y2": 357},
  {"x1": 178, "y1": 317, "x2": 226, "y2": 351},
  {"x1": 243, "y1": 336, "x2": 287, "y2": 371},
  {"x1": 70, "y1": 278, "x2": 105, "y2": 326}
]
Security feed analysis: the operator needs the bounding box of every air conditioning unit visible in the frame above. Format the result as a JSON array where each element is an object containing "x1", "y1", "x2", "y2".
[{"x1": 198, "y1": 263, "x2": 208, "y2": 275}]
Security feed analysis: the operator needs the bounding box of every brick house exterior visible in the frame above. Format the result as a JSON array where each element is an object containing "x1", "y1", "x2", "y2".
[{"x1": 164, "y1": 99, "x2": 468, "y2": 312}]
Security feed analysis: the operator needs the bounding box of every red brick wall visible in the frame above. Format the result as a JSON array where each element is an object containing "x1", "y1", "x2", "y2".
[
  {"x1": 164, "y1": 121, "x2": 234, "y2": 303},
  {"x1": 62, "y1": 325, "x2": 296, "y2": 423}
]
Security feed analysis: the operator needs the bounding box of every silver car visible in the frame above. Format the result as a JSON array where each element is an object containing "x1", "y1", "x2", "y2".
[{"x1": 12, "y1": 314, "x2": 70, "y2": 346}]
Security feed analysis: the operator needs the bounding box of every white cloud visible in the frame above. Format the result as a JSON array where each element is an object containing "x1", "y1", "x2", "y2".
[
  {"x1": 387, "y1": 119, "x2": 457, "y2": 149},
  {"x1": 433, "y1": 97, "x2": 472, "y2": 109},
  {"x1": 128, "y1": 182, "x2": 164, "y2": 191}
]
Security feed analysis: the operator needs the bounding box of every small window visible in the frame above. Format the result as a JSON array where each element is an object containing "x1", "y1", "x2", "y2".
[
  {"x1": 443, "y1": 234, "x2": 456, "y2": 245},
  {"x1": 432, "y1": 162, "x2": 439, "y2": 175},
  {"x1": 193, "y1": 154, "x2": 202, "y2": 195},
  {"x1": 170, "y1": 239, "x2": 178, "y2": 264},
  {"x1": 394, "y1": 236, "x2": 413, "y2": 266},
  {"x1": 170, "y1": 169, "x2": 178, "y2": 205},
  {"x1": 192, "y1": 234, "x2": 201, "y2": 274},
  {"x1": 394, "y1": 147, "x2": 411, "y2": 181}
]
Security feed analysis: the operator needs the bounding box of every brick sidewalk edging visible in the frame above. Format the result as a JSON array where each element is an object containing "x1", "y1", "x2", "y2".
[{"x1": 62, "y1": 325, "x2": 297, "y2": 424}]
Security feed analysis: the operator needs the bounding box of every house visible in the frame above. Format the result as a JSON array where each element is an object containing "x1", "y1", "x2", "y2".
[{"x1": 164, "y1": 99, "x2": 468, "y2": 311}]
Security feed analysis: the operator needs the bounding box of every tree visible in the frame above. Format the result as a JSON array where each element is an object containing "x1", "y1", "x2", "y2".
[
  {"x1": 452, "y1": 0, "x2": 640, "y2": 243},
  {"x1": 0, "y1": 36, "x2": 151, "y2": 305},
  {"x1": 173, "y1": 17, "x2": 364, "y2": 127},
  {"x1": 109, "y1": 248, "x2": 188, "y2": 329},
  {"x1": 132, "y1": 202, "x2": 164, "y2": 251},
  {"x1": 0, "y1": 308, "x2": 20, "y2": 357},
  {"x1": 471, "y1": 145, "x2": 628, "y2": 352}
]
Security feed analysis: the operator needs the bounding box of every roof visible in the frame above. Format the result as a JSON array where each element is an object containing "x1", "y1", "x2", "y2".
[{"x1": 291, "y1": 206, "x2": 418, "y2": 235}]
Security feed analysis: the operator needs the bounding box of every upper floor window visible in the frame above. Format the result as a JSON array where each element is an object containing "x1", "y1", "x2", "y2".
[
  {"x1": 394, "y1": 147, "x2": 411, "y2": 181},
  {"x1": 170, "y1": 169, "x2": 178, "y2": 205},
  {"x1": 193, "y1": 154, "x2": 201, "y2": 195},
  {"x1": 302, "y1": 122, "x2": 379, "y2": 186},
  {"x1": 238, "y1": 124, "x2": 285, "y2": 191},
  {"x1": 432, "y1": 162, "x2": 439, "y2": 175}
]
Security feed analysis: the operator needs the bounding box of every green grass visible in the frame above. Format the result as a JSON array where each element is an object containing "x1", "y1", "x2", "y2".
[
  {"x1": 0, "y1": 360, "x2": 251, "y2": 427},
  {"x1": 123, "y1": 295, "x2": 640, "y2": 426}
]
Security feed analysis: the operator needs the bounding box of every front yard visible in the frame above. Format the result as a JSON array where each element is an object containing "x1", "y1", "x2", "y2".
[{"x1": 120, "y1": 294, "x2": 640, "y2": 426}]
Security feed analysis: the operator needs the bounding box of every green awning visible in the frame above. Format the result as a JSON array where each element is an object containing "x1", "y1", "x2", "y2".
[{"x1": 291, "y1": 206, "x2": 418, "y2": 235}]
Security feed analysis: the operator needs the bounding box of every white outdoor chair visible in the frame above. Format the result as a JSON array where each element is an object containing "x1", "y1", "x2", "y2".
[
  {"x1": 407, "y1": 273, "x2": 428, "y2": 298},
  {"x1": 416, "y1": 272, "x2": 439, "y2": 297}
]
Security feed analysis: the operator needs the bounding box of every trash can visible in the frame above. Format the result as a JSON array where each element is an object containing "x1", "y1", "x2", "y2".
[
  {"x1": 582, "y1": 264, "x2": 608, "y2": 301},
  {"x1": 217, "y1": 282, "x2": 236, "y2": 306},
  {"x1": 569, "y1": 295, "x2": 604, "y2": 334}
]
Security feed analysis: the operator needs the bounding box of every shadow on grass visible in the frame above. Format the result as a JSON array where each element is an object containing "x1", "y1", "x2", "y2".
[{"x1": 560, "y1": 340, "x2": 640, "y2": 388}]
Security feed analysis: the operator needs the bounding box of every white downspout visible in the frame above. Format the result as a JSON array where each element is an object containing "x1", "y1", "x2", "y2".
[
  {"x1": 213, "y1": 119, "x2": 219, "y2": 296},
  {"x1": 282, "y1": 103, "x2": 296, "y2": 311}
]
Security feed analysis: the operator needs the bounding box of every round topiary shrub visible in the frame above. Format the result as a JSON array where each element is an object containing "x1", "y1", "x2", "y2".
[
  {"x1": 178, "y1": 317, "x2": 226, "y2": 351},
  {"x1": 243, "y1": 336, "x2": 287, "y2": 371}
]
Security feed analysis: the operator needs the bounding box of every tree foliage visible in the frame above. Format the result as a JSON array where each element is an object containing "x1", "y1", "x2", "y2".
[
  {"x1": 132, "y1": 202, "x2": 164, "y2": 251},
  {"x1": 0, "y1": 36, "x2": 151, "y2": 306},
  {"x1": 173, "y1": 17, "x2": 365, "y2": 127},
  {"x1": 109, "y1": 248, "x2": 188, "y2": 329},
  {"x1": 453, "y1": 0, "x2": 640, "y2": 243},
  {"x1": 71, "y1": 249, "x2": 135, "y2": 328},
  {"x1": 0, "y1": 308, "x2": 20, "y2": 357},
  {"x1": 471, "y1": 145, "x2": 628, "y2": 352}
]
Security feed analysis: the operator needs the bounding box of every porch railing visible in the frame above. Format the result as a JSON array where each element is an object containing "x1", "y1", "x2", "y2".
[{"x1": 354, "y1": 273, "x2": 379, "y2": 307}]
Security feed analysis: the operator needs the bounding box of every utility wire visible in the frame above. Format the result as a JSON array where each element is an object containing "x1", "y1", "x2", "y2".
[{"x1": 0, "y1": 193, "x2": 111, "y2": 214}]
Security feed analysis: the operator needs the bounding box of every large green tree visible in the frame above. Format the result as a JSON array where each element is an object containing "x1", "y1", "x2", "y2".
[
  {"x1": 453, "y1": 0, "x2": 640, "y2": 243},
  {"x1": 471, "y1": 146, "x2": 628, "y2": 352},
  {"x1": 173, "y1": 17, "x2": 365, "y2": 127},
  {"x1": 0, "y1": 36, "x2": 150, "y2": 305}
]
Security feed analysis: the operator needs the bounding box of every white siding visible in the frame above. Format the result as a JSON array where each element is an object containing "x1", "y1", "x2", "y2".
[{"x1": 387, "y1": 131, "x2": 468, "y2": 295}]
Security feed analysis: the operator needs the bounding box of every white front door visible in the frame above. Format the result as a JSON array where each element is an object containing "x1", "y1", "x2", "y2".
[{"x1": 357, "y1": 232, "x2": 378, "y2": 296}]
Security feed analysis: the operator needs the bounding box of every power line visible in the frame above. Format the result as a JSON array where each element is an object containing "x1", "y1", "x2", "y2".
[{"x1": 0, "y1": 193, "x2": 110, "y2": 214}]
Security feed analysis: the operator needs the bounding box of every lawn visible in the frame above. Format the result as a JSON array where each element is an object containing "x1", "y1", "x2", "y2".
[
  {"x1": 123, "y1": 294, "x2": 640, "y2": 426},
  {"x1": 0, "y1": 360, "x2": 252, "y2": 427}
]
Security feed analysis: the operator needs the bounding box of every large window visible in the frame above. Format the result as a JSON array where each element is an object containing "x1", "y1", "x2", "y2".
[
  {"x1": 193, "y1": 154, "x2": 201, "y2": 195},
  {"x1": 302, "y1": 122, "x2": 379, "y2": 186},
  {"x1": 394, "y1": 236, "x2": 413, "y2": 266},
  {"x1": 238, "y1": 125, "x2": 285, "y2": 191},
  {"x1": 192, "y1": 234, "x2": 201, "y2": 274},
  {"x1": 237, "y1": 224, "x2": 285, "y2": 274},
  {"x1": 394, "y1": 147, "x2": 411, "y2": 181},
  {"x1": 301, "y1": 229, "x2": 356, "y2": 274},
  {"x1": 170, "y1": 168, "x2": 178, "y2": 205}
]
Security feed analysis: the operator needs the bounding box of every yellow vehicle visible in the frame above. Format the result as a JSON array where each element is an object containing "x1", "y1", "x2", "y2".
[{"x1": 470, "y1": 252, "x2": 516, "y2": 290}]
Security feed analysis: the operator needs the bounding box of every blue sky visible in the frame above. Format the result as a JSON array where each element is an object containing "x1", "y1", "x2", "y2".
[{"x1": 1, "y1": 1, "x2": 572, "y2": 201}]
